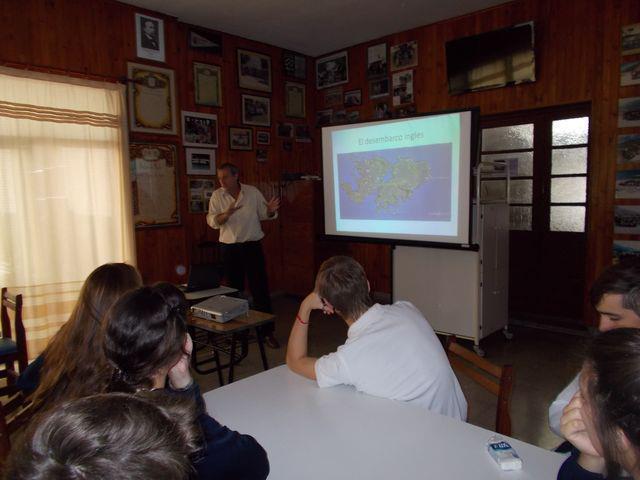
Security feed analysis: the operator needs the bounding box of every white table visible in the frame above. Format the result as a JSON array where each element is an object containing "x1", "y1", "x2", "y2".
[{"x1": 204, "y1": 366, "x2": 565, "y2": 480}]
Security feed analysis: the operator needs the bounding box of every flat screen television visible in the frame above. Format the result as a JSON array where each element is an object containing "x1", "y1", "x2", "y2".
[
  {"x1": 321, "y1": 109, "x2": 478, "y2": 248},
  {"x1": 446, "y1": 22, "x2": 535, "y2": 95}
]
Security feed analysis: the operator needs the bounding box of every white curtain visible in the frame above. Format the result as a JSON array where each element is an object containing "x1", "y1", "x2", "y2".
[{"x1": 0, "y1": 67, "x2": 136, "y2": 358}]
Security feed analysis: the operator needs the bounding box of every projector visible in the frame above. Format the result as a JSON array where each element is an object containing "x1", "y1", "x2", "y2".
[{"x1": 191, "y1": 295, "x2": 249, "y2": 323}]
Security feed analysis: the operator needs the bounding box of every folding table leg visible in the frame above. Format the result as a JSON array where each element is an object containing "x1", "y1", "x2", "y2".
[
  {"x1": 255, "y1": 326, "x2": 269, "y2": 371},
  {"x1": 228, "y1": 333, "x2": 237, "y2": 383}
]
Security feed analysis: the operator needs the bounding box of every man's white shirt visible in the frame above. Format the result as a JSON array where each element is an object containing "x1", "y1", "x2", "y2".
[{"x1": 314, "y1": 301, "x2": 468, "y2": 420}]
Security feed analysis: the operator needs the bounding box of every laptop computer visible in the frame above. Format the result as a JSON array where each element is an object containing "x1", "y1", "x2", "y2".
[{"x1": 183, "y1": 263, "x2": 221, "y2": 292}]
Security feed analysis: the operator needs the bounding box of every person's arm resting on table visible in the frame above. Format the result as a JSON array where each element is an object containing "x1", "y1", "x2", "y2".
[{"x1": 286, "y1": 293, "x2": 326, "y2": 380}]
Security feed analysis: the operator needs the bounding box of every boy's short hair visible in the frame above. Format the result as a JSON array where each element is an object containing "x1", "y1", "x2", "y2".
[
  {"x1": 590, "y1": 259, "x2": 640, "y2": 315},
  {"x1": 217, "y1": 162, "x2": 239, "y2": 176},
  {"x1": 5, "y1": 392, "x2": 200, "y2": 480},
  {"x1": 315, "y1": 256, "x2": 372, "y2": 320}
]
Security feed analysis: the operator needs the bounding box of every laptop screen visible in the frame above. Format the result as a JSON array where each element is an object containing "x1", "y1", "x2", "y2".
[{"x1": 186, "y1": 264, "x2": 220, "y2": 292}]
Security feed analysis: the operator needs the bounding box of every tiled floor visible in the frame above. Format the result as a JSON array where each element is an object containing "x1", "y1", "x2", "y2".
[{"x1": 195, "y1": 295, "x2": 586, "y2": 450}]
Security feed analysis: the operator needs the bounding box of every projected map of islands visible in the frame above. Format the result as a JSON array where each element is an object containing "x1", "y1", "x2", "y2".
[{"x1": 338, "y1": 143, "x2": 452, "y2": 222}]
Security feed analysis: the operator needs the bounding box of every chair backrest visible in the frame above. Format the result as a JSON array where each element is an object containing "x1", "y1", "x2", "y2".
[
  {"x1": 0, "y1": 391, "x2": 33, "y2": 467},
  {"x1": 0, "y1": 288, "x2": 27, "y2": 372},
  {"x1": 446, "y1": 335, "x2": 514, "y2": 436}
]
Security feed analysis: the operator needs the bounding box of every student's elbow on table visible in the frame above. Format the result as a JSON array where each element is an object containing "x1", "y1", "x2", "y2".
[{"x1": 286, "y1": 354, "x2": 317, "y2": 381}]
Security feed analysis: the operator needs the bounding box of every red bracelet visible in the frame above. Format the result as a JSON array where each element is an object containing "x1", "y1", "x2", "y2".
[{"x1": 296, "y1": 314, "x2": 308, "y2": 325}]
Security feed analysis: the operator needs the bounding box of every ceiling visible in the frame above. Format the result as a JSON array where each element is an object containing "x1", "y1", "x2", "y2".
[{"x1": 120, "y1": 0, "x2": 508, "y2": 57}]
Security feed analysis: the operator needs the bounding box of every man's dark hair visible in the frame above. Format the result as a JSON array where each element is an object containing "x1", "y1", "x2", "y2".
[
  {"x1": 590, "y1": 259, "x2": 640, "y2": 314},
  {"x1": 103, "y1": 283, "x2": 188, "y2": 392},
  {"x1": 315, "y1": 256, "x2": 372, "y2": 320},
  {"x1": 217, "y1": 162, "x2": 239, "y2": 176},
  {"x1": 4, "y1": 392, "x2": 200, "y2": 480}
]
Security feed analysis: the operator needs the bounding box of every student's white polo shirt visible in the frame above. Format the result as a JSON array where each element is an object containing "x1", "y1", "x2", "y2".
[{"x1": 315, "y1": 301, "x2": 468, "y2": 420}]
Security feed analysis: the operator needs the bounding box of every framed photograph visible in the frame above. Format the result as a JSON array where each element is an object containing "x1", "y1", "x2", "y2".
[
  {"x1": 256, "y1": 148, "x2": 268, "y2": 163},
  {"x1": 283, "y1": 51, "x2": 306, "y2": 80},
  {"x1": 277, "y1": 122, "x2": 293, "y2": 138},
  {"x1": 135, "y1": 13, "x2": 165, "y2": 62},
  {"x1": 373, "y1": 102, "x2": 391, "y2": 120},
  {"x1": 369, "y1": 78, "x2": 389, "y2": 99},
  {"x1": 333, "y1": 110, "x2": 346, "y2": 123},
  {"x1": 324, "y1": 87, "x2": 343, "y2": 107},
  {"x1": 181, "y1": 111, "x2": 218, "y2": 147},
  {"x1": 622, "y1": 61, "x2": 640, "y2": 86},
  {"x1": 616, "y1": 169, "x2": 640, "y2": 199},
  {"x1": 242, "y1": 94, "x2": 271, "y2": 127},
  {"x1": 392, "y1": 70, "x2": 414, "y2": 106},
  {"x1": 185, "y1": 148, "x2": 216, "y2": 175},
  {"x1": 256, "y1": 131, "x2": 271, "y2": 145},
  {"x1": 346, "y1": 110, "x2": 360, "y2": 123},
  {"x1": 390, "y1": 40, "x2": 418, "y2": 70},
  {"x1": 394, "y1": 105, "x2": 417, "y2": 118},
  {"x1": 285, "y1": 82, "x2": 306, "y2": 118},
  {"x1": 344, "y1": 89, "x2": 362, "y2": 107},
  {"x1": 128, "y1": 62, "x2": 177, "y2": 135},
  {"x1": 130, "y1": 143, "x2": 179, "y2": 228},
  {"x1": 229, "y1": 126, "x2": 253, "y2": 150},
  {"x1": 622, "y1": 23, "x2": 640, "y2": 56},
  {"x1": 316, "y1": 51, "x2": 348, "y2": 89},
  {"x1": 194, "y1": 63, "x2": 222, "y2": 107},
  {"x1": 367, "y1": 43, "x2": 387, "y2": 78},
  {"x1": 237, "y1": 49, "x2": 272, "y2": 92},
  {"x1": 614, "y1": 240, "x2": 640, "y2": 263},
  {"x1": 295, "y1": 125, "x2": 311, "y2": 143},
  {"x1": 188, "y1": 28, "x2": 222, "y2": 54},
  {"x1": 188, "y1": 179, "x2": 215, "y2": 214},
  {"x1": 615, "y1": 205, "x2": 640, "y2": 234},
  {"x1": 619, "y1": 97, "x2": 640, "y2": 128},
  {"x1": 316, "y1": 109, "x2": 332, "y2": 127},
  {"x1": 618, "y1": 135, "x2": 640, "y2": 164}
]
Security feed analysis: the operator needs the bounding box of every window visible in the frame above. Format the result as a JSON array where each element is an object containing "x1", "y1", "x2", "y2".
[{"x1": 0, "y1": 67, "x2": 135, "y2": 357}]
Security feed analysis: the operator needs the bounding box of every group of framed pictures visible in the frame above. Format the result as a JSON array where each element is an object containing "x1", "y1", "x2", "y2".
[
  {"x1": 228, "y1": 127, "x2": 271, "y2": 151},
  {"x1": 612, "y1": 23, "x2": 640, "y2": 261}
]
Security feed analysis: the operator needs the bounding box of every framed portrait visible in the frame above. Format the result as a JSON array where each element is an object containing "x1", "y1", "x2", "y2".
[
  {"x1": 135, "y1": 13, "x2": 165, "y2": 62},
  {"x1": 283, "y1": 51, "x2": 306, "y2": 80},
  {"x1": 237, "y1": 49, "x2": 272, "y2": 92},
  {"x1": 622, "y1": 24, "x2": 640, "y2": 56},
  {"x1": 390, "y1": 41, "x2": 418, "y2": 71},
  {"x1": 256, "y1": 131, "x2": 271, "y2": 145},
  {"x1": 373, "y1": 102, "x2": 391, "y2": 120},
  {"x1": 130, "y1": 143, "x2": 179, "y2": 228},
  {"x1": 333, "y1": 110, "x2": 346, "y2": 124},
  {"x1": 256, "y1": 148, "x2": 268, "y2": 163},
  {"x1": 185, "y1": 148, "x2": 216, "y2": 175},
  {"x1": 194, "y1": 63, "x2": 222, "y2": 107},
  {"x1": 618, "y1": 135, "x2": 640, "y2": 164},
  {"x1": 181, "y1": 111, "x2": 218, "y2": 147},
  {"x1": 392, "y1": 70, "x2": 414, "y2": 106},
  {"x1": 367, "y1": 43, "x2": 387, "y2": 78},
  {"x1": 316, "y1": 51, "x2": 348, "y2": 89},
  {"x1": 615, "y1": 205, "x2": 640, "y2": 235},
  {"x1": 346, "y1": 111, "x2": 360, "y2": 123},
  {"x1": 621, "y1": 61, "x2": 640, "y2": 86},
  {"x1": 619, "y1": 97, "x2": 640, "y2": 128},
  {"x1": 277, "y1": 122, "x2": 294, "y2": 138},
  {"x1": 324, "y1": 87, "x2": 343, "y2": 107},
  {"x1": 285, "y1": 82, "x2": 306, "y2": 118},
  {"x1": 344, "y1": 89, "x2": 362, "y2": 107},
  {"x1": 188, "y1": 28, "x2": 222, "y2": 54},
  {"x1": 316, "y1": 109, "x2": 332, "y2": 127},
  {"x1": 295, "y1": 125, "x2": 312, "y2": 143},
  {"x1": 242, "y1": 94, "x2": 271, "y2": 127},
  {"x1": 127, "y1": 62, "x2": 177, "y2": 135},
  {"x1": 229, "y1": 126, "x2": 253, "y2": 151},
  {"x1": 369, "y1": 78, "x2": 389, "y2": 99},
  {"x1": 188, "y1": 179, "x2": 216, "y2": 214}
]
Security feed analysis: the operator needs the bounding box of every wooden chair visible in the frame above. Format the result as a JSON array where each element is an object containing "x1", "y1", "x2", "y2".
[
  {"x1": 0, "y1": 391, "x2": 33, "y2": 467},
  {"x1": 446, "y1": 335, "x2": 514, "y2": 436},
  {"x1": 0, "y1": 288, "x2": 28, "y2": 396}
]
